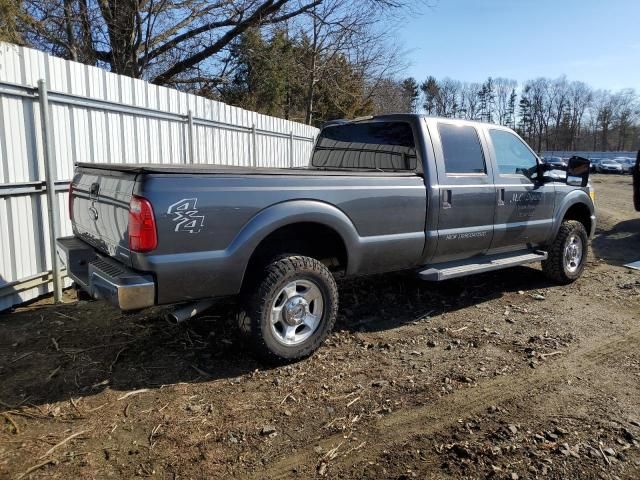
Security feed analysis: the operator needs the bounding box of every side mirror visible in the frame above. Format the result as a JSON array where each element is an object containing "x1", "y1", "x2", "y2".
[{"x1": 566, "y1": 156, "x2": 590, "y2": 187}]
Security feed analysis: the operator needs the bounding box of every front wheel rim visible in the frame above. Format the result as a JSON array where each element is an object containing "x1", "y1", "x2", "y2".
[
  {"x1": 270, "y1": 279, "x2": 324, "y2": 346},
  {"x1": 564, "y1": 234, "x2": 583, "y2": 274}
]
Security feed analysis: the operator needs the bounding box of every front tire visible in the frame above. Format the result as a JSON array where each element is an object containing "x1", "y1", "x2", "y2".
[
  {"x1": 243, "y1": 256, "x2": 338, "y2": 362},
  {"x1": 542, "y1": 220, "x2": 588, "y2": 284}
]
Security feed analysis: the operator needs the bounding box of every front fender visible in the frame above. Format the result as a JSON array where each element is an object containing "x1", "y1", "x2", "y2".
[{"x1": 549, "y1": 190, "x2": 596, "y2": 242}]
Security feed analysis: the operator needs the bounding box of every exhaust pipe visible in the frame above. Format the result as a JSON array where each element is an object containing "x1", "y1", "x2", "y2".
[{"x1": 164, "y1": 299, "x2": 216, "y2": 324}]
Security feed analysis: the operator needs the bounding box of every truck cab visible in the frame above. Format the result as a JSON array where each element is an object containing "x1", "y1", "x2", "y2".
[{"x1": 316, "y1": 114, "x2": 595, "y2": 272}]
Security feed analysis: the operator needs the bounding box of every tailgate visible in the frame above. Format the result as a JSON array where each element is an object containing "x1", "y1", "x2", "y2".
[{"x1": 70, "y1": 167, "x2": 136, "y2": 266}]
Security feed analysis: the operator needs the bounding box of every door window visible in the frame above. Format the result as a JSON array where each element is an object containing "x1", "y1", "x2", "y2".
[
  {"x1": 438, "y1": 123, "x2": 486, "y2": 174},
  {"x1": 489, "y1": 129, "x2": 538, "y2": 179}
]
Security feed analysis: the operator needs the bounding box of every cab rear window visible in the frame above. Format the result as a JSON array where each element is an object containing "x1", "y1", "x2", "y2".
[
  {"x1": 311, "y1": 122, "x2": 418, "y2": 171},
  {"x1": 438, "y1": 123, "x2": 486, "y2": 174}
]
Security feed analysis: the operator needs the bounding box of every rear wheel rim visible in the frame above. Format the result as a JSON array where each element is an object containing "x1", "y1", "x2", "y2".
[
  {"x1": 564, "y1": 234, "x2": 583, "y2": 274},
  {"x1": 270, "y1": 279, "x2": 324, "y2": 346}
]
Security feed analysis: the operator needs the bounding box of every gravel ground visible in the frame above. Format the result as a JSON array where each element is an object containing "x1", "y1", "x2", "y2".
[{"x1": 1, "y1": 173, "x2": 639, "y2": 480}]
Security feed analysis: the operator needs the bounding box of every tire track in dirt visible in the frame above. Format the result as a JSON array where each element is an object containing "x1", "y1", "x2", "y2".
[{"x1": 257, "y1": 327, "x2": 640, "y2": 479}]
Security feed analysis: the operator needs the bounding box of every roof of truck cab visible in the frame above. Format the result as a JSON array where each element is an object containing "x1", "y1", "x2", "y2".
[{"x1": 333, "y1": 113, "x2": 511, "y2": 130}]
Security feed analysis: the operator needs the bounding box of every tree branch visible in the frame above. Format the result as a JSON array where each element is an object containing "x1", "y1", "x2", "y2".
[
  {"x1": 152, "y1": 0, "x2": 296, "y2": 84},
  {"x1": 143, "y1": 0, "x2": 321, "y2": 68}
]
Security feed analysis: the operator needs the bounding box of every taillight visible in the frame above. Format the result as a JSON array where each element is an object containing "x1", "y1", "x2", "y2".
[
  {"x1": 68, "y1": 182, "x2": 74, "y2": 220},
  {"x1": 128, "y1": 195, "x2": 157, "y2": 252}
]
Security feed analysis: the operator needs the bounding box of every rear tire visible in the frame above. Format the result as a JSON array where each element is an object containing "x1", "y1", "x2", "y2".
[
  {"x1": 542, "y1": 220, "x2": 588, "y2": 284},
  {"x1": 242, "y1": 255, "x2": 338, "y2": 362}
]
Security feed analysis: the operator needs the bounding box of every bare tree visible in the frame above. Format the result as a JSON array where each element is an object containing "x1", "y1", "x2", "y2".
[
  {"x1": 370, "y1": 77, "x2": 418, "y2": 114},
  {"x1": 459, "y1": 82, "x2": 481, "y2": 120},
  {"x1": 566, "y1": 81, "x2": 592, "y2": 150},
  {"x1": 612, "y1": 89, "x2": 639, "y2": 150},
  {"x1": 591, "y1": 90, "x2": 615, "y2": 150},
  {"x1": 435, "y1": 78, "x2": 461, "y2": 117},
  {"x1": 22, "y1": 0, "x2": 326, "y2": 84},
  {"x1": 291, "y1": 0, "x2": 409, "y2": 124},
  {"x1": 493, "y1": 77, "x2": 517, "y2": 126},
  {"x1": 548, "y1": 76, "x2": 569, "y2": 150}
]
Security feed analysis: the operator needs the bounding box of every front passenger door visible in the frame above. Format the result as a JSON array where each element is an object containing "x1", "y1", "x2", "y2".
[{"x1": 486, "y1": 129, "x2": 555, "y2": 252}]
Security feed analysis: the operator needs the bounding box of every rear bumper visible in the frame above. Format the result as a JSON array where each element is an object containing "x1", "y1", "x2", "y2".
[{"x1": 56, "y1": 236, "x2": 155, "y2": 311}]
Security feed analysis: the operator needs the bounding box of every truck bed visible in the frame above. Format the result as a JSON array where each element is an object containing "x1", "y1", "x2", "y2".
[
  {"x1": 75, "y1": 162, "x2": 420, "y2": 176},
  {"x1": 69, "y1": 162, "x2": 428, "y2": 305}
]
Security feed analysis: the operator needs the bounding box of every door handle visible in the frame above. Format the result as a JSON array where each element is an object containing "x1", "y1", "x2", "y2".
[
  {"x1": 442, "y1": 189, "x2": 452, "y2": 209},
  {"x1": 498, "y1": 188, "x2": 505, "y2": 206}
]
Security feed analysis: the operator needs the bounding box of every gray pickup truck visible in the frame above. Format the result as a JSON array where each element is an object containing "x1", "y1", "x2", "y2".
[{"x1": 57, "y1": 114, "x2": 596, "y2": 361}]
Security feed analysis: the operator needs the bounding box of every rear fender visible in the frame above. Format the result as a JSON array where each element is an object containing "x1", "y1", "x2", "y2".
[{"x1": 228, "y1": 200, "x2": 362, "y2": 282}]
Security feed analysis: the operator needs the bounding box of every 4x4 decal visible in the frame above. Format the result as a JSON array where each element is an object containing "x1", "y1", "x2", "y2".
[{"x1": 167, "y1": 198, "x2": 205, "y2": 233}]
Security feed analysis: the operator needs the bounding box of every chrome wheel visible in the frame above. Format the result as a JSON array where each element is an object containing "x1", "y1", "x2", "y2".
[
  {"x1": 564, "y1": 234, "x2": 583, "y2": 273},
  {"x1": 270, "y1": 279, "x2": 324, "y2": 346}
]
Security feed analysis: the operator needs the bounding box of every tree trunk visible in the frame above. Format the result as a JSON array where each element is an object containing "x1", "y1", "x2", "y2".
[
  {"x1": 304, "y1": 57, "x2": 316, "y2": 125},
  {"x1": 78, "y1": 0, "x2": 96, "y2": 64},
  {"x1": 99, "y1": 0, "x2": 140, "y2": 77},
  {"x1": 304, "y1": 14, "x2": 318, "y2": 125},
  {"x1": 63, "y1": 0, "x2": 78, "y2": 61}
]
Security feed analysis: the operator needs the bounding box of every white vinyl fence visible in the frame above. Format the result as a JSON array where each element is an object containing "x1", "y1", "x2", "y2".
[{"x1": 0, "y1": 43, "x2": 319, "y2": 311}]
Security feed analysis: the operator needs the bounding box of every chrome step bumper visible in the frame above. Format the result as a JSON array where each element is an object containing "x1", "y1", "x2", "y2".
[{"x1": 56, "y1": 236, "x2": 155, "y2": 310}]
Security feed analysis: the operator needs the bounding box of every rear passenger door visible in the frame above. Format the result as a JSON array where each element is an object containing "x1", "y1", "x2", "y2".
[
  {"x1": 428, "y1": 120, "x2": 496, "y2": 263},
  {"x1": 485, "y1": 128, "x2": 555, "y2": 252}
]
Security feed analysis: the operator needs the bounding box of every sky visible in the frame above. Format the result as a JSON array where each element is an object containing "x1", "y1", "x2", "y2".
[{"x1": 397, "y1": 0, "x2": 640, "y2": 91}]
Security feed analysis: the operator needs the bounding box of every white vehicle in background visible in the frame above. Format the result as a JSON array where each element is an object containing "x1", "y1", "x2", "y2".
[
  {"x1": 596, "y1": 159, "x2": 623, "y2": 174},
  {"x1": 612, "y1": 157, "x2": 635, "y2": 174}
]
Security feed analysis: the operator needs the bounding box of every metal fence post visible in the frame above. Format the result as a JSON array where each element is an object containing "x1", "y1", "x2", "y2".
[
  {"x1": 289, "y1": 131, "x2": 294, "y2": 168},
  {"x1": 187, "y1": 109, "x2": 195, "y2": 164},
  {"x1": 37, "y1": 79, "x2": 63, "y2": 303},
  {"x1": 251, "y1": 124, "x2": 257, "y2": 167}
]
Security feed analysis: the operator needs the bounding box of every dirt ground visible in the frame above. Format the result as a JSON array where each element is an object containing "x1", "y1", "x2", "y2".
[{"x1": 1, "y1": 174, "x2": 640, "y2": 480}]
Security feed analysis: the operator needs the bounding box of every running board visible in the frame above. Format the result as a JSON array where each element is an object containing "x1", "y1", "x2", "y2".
[{"x1": 418, "y1": 251, "x2": 548, "y2": 281}]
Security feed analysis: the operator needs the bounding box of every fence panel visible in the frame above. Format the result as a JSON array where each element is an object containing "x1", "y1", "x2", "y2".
[{"x1": 0, "y1": 43, "x2": 318, "y2": 311}]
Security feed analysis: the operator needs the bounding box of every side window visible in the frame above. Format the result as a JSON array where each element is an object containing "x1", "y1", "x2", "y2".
[
  {"x1": 438, "y1": 123, "x2": 486, "y2": 174},
  {"x1": 312, "y1": 122, "x2": 417, "y2": 171},
  {"x1": 489, "y1": 129, "x2": 538, "y2": 178}
]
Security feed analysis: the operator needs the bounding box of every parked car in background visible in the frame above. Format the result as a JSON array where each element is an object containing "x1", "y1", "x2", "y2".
[
  {"x1": 542, "y1": 156, "x2": 568, "y2": 169},
  {"x1": 613, "y1": 157, "x2": 635, "y2": 174},
  {"x1": 596, "y1": 159, "x2": 623, "y2": 174},
  {"x1": 589, "y1": 158, "x2": 602, "y2": 172}
]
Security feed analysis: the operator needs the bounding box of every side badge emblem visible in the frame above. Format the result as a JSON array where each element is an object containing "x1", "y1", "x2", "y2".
[{"x1": 167, "y1": 198, "x2": 205, "y2": 233}]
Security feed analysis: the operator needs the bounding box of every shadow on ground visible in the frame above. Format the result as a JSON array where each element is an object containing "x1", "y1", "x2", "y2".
[
  {"x1": 0, "y1": 264, "x2": 556, "y2": 411},
  {"x1": 592, "y1": 218, "x2": 640, "y2": 265}
]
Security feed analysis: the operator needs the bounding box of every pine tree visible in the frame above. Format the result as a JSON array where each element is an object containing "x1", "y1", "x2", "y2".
[
  {"x1": 507, "y1": 88, "x2": 517, "y2": 129},
  {"x1": 518, "y1": 94, "x2": 533, "y2": 142},
  {"x1": 420, "y1": 77, "x2": 440, "y2": 115},
  {"x1": 401, "y1": 77, "x2": 420, "y2": 112},
  {"x1": 479, "y1": 77, "x2": 495, "y2": 123},
  {"x1": 0, "y1": 0, "x2": 21, "y2": 43}
]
